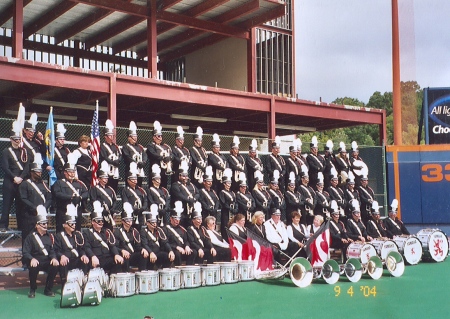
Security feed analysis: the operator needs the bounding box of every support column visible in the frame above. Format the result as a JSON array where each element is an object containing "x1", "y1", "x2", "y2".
[
  {"x1": 13, "y1": 0, "x2": 24, "y2": 59},
  {"x1": 267, "y1": 96, "x2": 276, "y2": 143},
  {"x1": 108, "y1": 74, "x2": 117, "y2": 141},
  {"x1": 147, "y1": 0, "x2": 157, "y2": 79},
  {"x1": 247, "y1": 28, "x2": 256, "y2": 93},
  {"x1": 392, "y1": 0, "x2": 402, "y2": 145}
]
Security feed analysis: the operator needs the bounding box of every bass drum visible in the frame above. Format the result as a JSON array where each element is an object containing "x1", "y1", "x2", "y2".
[
  {"x1": 66, "y1": 269, "x2": 84, "y2": 288},
  {"x1": 346, "y1": 241, "x2": 377, "y2": 264},
  {"x1": 136, "y1": 271, "x2": 159, "y2": 294},
  {"x1": 416, "y1": 229, "x2": 449, "y2": 262},
  {"x1": 393, "y1": 235, "x2": 423, "y2": 265},
  {"x1": 60, "y1": 281, "x2": 82, "y2": 308},
  {"x1": 81, "y1": 280, "x2": 102, "y2": 306},
  {"x1": 370, "y1": 239, "x2": 398, "y2": 261}
]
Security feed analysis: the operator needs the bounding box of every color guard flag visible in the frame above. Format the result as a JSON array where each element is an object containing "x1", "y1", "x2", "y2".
[
  {"x1": 305, "y1": 221, "x2": 330, "y2": 267},
  {"x1": 45, "y1": 107, "x2": 57, "y2": 186},
  {"x1": 90, "y1": 101, "x2": 100, "y2": 186}
]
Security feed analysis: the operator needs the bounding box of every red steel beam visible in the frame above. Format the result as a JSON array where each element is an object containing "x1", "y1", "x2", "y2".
[
  {"x1": 247, "y1": 28, "x2": 256, "y2": 93},
  {"x1": 159, "y1": 0, "x2": 183, "y2": 10},
  {"x1": 0, "y1": 0, "x2": 31, "y2": 27},
  {"x1": 147, "y1": 0, "x2": 157, "y2": 79},
  {"x1": 68, "y1": 0, "x2": 147, "y2": 17},
  {"x1": 13, "y1": 0, "x2": 23, "y2": 59}
]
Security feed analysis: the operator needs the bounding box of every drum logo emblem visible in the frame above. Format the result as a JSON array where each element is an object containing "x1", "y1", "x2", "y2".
[{"x1": 434, "y1": 239, "x2": 444, "y2": 257}]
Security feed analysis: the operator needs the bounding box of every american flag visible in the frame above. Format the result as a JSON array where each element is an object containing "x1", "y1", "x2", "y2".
[{"x1": 90, "y1": 101, "x2": 100, "y2": 186}]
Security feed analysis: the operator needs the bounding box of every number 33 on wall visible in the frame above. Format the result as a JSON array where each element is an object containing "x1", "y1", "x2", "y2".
[{"x1": 421, "y1": 164, "x2": 450, "y2": 182}]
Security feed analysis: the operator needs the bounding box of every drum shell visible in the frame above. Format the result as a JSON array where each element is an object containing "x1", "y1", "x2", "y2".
[
  {"x1": 110, "y1": 273, "x2": 135, "y2": 297},
  {"x1": 393, "y1": 235, "x2": 423, "y2": 265},
  {"x1": 159, "y1": 268, "x2": 181, "y2": 291},
  {"x1": 346, "y1": 242, "x2": 377, "y2": 264},
  {"x1": 216, "y1": 262, "x2": 239, "y2": 284},
  {"x1": 416, "y1": 229, "x2": 449, "y2": 262},
  {"x1": 66, "y1": 269, "x2": 85, "y2": 288},
  {"x1": 201, "y1": 264, "x2": 221, "y2": 286},
  {"x1": 136, "y1": 271, "x2": 159, "y2": 294},
  {"x1": 370, "y1": 239, "x2": 398, "y2": 260},
  {"x1": 81, "y1": 280, "x2": 102, "y2": 306},
  {"x1": 176, "y1": 266, "x2": 202, "y2": 288},
  {"x1": 87, "y1": 268, "x2": 109, "y2": 292},
  {"x1": 238, "y1": 260, "x2": 255, "y2": 281},
  {"x1": 61, "y1": 281, "x2": 82, "y2": 308}
]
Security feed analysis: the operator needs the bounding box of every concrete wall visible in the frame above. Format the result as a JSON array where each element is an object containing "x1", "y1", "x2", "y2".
[{"x1": 185, "y1": 38, "x2": 247, "y2": 91}]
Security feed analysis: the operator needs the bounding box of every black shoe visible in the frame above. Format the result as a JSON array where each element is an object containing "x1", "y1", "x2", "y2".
[
  {"x1": 44, "y1": 290, "x2": 55, "y2": 297},
  {"x1": 28, "y1": 290, "x2": 36, "y2": 298}
]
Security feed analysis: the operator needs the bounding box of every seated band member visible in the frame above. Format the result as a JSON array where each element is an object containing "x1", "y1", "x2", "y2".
[
  {"x1": 286, "y1": 211, "x2": 307, "y2": 258},
  {"x1": 82, "y1": 202, "x2": 123, "y2": 274},
  {"x1": 264, "y1": 208, "x2": 298, "y2": 263},
  {"x1": 54, "y1": 204, "x2": 89, "y2": 286},
  {"x1": 187, "y1": 203, "x2": 216, "y2": 264},
  {"x1": 141, "y1": 205, "x2": 175, "y2": 270},
  {"x1": 329, "y1": 200, "x2": 353, "y2": 257},
  {"x1": 22, "y1": 206, "x2": 59, "y2": 298},
  {"x1": 248, "y1": 211, "x2": 266, "y2": 240},
  {"x1": 366, "y1": 201, "x2": 390, "y2": 239},
  {"x1": 384, "y1": 199, "x2": 410, "y2": 236},
  {"x1": 198, "y1": 166, "x2": 220, "y2": 220},
  {"x1": 205, "y1": 216, "x2": 231, "y2": 262},
  {"x1": 229, "y1": 213, "x2": 247, "y2": 240},
  {"x1": 307, "y1": 215, "x2": 324, "y2": 237},
  {"x1": 346, "y1": 199, "x2": 373, "y2": 242},
  {"x1": 164, "y1": 202, "x2": 196, "y2": 266},
  {"x1": 115, "y1": 202, "x2": 146, "y2": 272}
]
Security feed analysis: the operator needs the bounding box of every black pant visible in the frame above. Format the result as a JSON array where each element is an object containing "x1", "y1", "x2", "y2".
[
  {"x1": 27, "y1": 258, "x2": 58, "y2": 291},
  {"x1": 145, "y1": 251, "x2": 171, "y2": 270},
  {"x1": 0, "y1": 180, "x2": 23, "y2": 229},
  {"x1": 213, "y1": 246, "x2": 231, "y2": 262},
  {"x1": 120, "y1": 251, "x2": 146, "y2": 272},
  {"x1": 194, "y1": 248, "x2": 214, "y2": 265},
  {"x1": 173, "y1": 249, "x2": 197, "y2": 266},
  {"x1": 92, "y1": 255, "x2": 122, "y2": 274}
]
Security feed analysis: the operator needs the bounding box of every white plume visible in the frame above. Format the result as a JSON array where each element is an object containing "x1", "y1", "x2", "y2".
[
  {"x1": 212, "y1": 133, "x2": 220, "y2": 143},
  {"x1": 223, "y1": 168, "x2": 232, "y2": 179},
  {"x1": 311, "y1": 136, "x2": 318, "y2": 147},
  {"x1": 297, "y1": 138, "x2": 302, "y2": 148},
  {"x1": 174, "y1": 201, "x2": 184, "y2": 213},
  {"x1": 274, "y1": 136, "x2": 281, "y2": 145},
  {"x1": 33, "y1": 153, "x2": 43, "y2": 166},
  {"x1": 330, "y1": 167, "x2": 338, "y2": 179},
  {"x1": 129, "y1": 121, "x2": 137, "y2": 131},
  {"x1": 250, "y1": 139, "x2": 258, "y2": 149},
  {"x1": 123, "y1": 202, "x2": 134, "y2": 214},
  {"x1": 152, "y1": 164, "x2": 161, "y2": 175},
  {"x1": 105, "y1": 119, "x2": 114, "y2": 130},
  {"x1": 317, "y1": 172, "x2": 324, "y2": 183},
  {"x1": 326, "y1": 140, "x2": 333, "y2": 150},
  {"x1": 339, "y1": 141, "x2": 346, "y2": 151},
  {"x1": 330, "y1": 200, "x2": 338, "y2": 212},
  {"x1": 129, "y1": 162, "x2": 139, "y2": 174},
  {"x1": 28, "y1": 113, "x2": 38, "y2": 127},
  {"x1": 153, "y1": 120, "x2": 162, "y2": 131},
  {"x1": 36, "y1": 205, "x2": 47, "y2": 218},
  {"x1": 238, "y1": 172, "x2": 246, "y2": 182},
  {"x1": 233, "y1": 136, "x2": 240, "y2": 146},
  {"x1": 194, "y1": 202, "x2": 202, "y2": 213},
  {"x1": 289, "y1": 171, "x2": 295, "y2": 183},
  {"x1": 12, "y1": 121, "x2": 22, "y2": 135},
  {"x1": 66, "y1": 204, "x2": 77, "y2": 219},
  {"x1": 57, "y1": 123, "x2": 67, "y2": 135},
  {"x1": 351, "y1": 141, "x2": 358, "y2": 151},
  {"x1": 273, "y1": 169, "x2": 280, "y2": 181},
  {"x1": 150, "y1": 204, "x2": 158, "y2": 214},
  {"x1": 205, "y1": 166, "x2": 213, "y2": 176},
  {"x1": 100, "y1": 161, "x2": 109, "y2": 172},
  {"x1": 93, "y1": 200, "x2": 103, "y2": 214},
  {"x1": 180, "y1": 160, "x2": 189, "y2": 173},
  {"x1": 372, "y1": 201, "x2": 380, "y2": 211},
  {"x1": 195, "y1": 126, "x2": 203, "y2": 138},
  {"x1": 391, "y1": 199, "x2": 398, "y2": 211},
  {"x1": 67, "y1": 152, "x2": 80, "y2": 165},
  {"x1": 177, "y1": 126, "x2": 184, "y2": 137}
]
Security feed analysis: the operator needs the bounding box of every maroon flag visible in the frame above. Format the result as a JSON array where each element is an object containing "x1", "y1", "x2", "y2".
[
  {"x1": 305, "y1": 221, "x2": 330, "y2": 267},
  {"x1": 246, "y1": 228, "x2": 274, "y2": 271},
  {"x1": 90, "y1": 102, "x2": 100, "y2": 186},
  {"x1": 227, "y1": 229, "x2": 246, "y2": 261}
]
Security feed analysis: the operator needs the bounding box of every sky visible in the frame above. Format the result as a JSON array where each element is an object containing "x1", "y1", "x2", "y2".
[{"x1": 294, "y1": 0, "x2": 450, "y2": 104}]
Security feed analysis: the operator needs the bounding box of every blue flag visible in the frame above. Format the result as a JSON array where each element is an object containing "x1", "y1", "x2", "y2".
[{"x1": 45, "y1": 107, "x2": 57, "y2": 186}]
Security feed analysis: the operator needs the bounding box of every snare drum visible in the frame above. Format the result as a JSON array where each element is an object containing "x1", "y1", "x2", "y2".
[
  {"x1": 393, "y1": 235, "x2": 423, "y2": 265},
  {"x1": 177, "y1": 266, "x2": 201, "y2": 288},
  {"x1": 60, "y1": 281, "x2": 82, "y2": 308},
  {"x1": 346, "y1": 242, "x2": 377, "y2": 264},
  {"x1": 216, "y1": 262, "x2": 239, "y2": 284},
  {"x1": 370, "y1": 239, "x2": 398, "y2": 261},
  {"x1": 109, "y1": 273, "x2": 135, "y2": 297},
  {"x1": 201, "y1": 264, "x2": 221, "y2": 286},
  {"x1": 81, "y1": 280, "x2": 102, "y2": 306},
  {"x1": 136, "y1": 271, "x2": 159, "y2": 294},
  {"x1": 416, "y1": 228, "x2": 449, "y2": 262},
  {"x1": 238, "y1": 260, "x2": 255, "y2": 281},
  {"x1": 66, "y1": 269, "x2": 85, "y2": 288},
  {"x1": 159, "y1": 268, "x2": 181, "y2": 291}
]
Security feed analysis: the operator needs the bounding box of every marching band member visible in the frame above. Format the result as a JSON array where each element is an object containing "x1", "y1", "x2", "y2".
[
  {"x1": 187, "y1": 203, "x2": 216, "y2": 264},
  {"x1": 54, "y1": 204, "x2": 89, "y2": 286},
  {"x1": 147, "y1": 164, "x2": 171, "y2": 226},
  {"x1": 295, "y1": 138, "x2": 309, "y2": 173},
  {"x1": 122, "y1": 162, "x2": 148, "y2": 227},
  {"x1": 140, "y1": 205, "x2": 175, "y2": 270},
  {"x1": 287, "y1": 211, "x2": 307, "y2": 257},
  {"x1": 306, "y1": 136, "x2": 325, "y2": 188},
  {"x1": 334, "y1": 142, "x2": 350, "y2": 187},
  {"x1": 384, "y1": 199, "x2": 410, "y2": 236},
  {"x1": 90, "y1": 161, "x2": 119, "y2": 230},
  {"x1": 327, "y1": 167, "x2": 346, "y2": 221},
  {"x1": 286, "y1": 139, "x2": 303, "y2": 191},
  {"x1": 266, "y1": 136, "x2": 286, "y2": 193},
  {"x1": 147, "y1": 121, "x2": 173, "y2": 189},
  {"x1": 329, "y1": 200, "x2": 353, "y2": 257},
  {"x1": 164, "y1": 202, "x2": 196, "y2": 266},
  {"x1": 114, "y1": 202, "x2": 146, "y2": 272},
  {"x1": 252, "y1": 170, "x2": 272, "y2": 220},
  {"x1": 219, "y1": 168, "x2": 238, "y2": 240},
  {"x1": 100, "y1": 119, "x2": 121, "y2": 192},
  {"x1": 235, "y1": 172, "x2": 256, "y2": 225},
  {"x1": 19, "y1": 154, "x2": 52, "y2": 243},
  {"x1": 246, "y1": 139, "x2": 263, "y2": 190},
  {"x1": 249, "y1": 211, "x2": 266, "y2": 240},
  {"x1": 307, "y1": 215, "x2": 324, "y2": 237},
  {"x1": 52, "y1": 152, "x2": 88, "y2": 232},
  {"x1": 53, "y1": 123, "x2": 70, "y2": 180},
  {"x1": 228, "y1": 213, "x2": 247, "y2": 239},
  {"x1": 313, "y1": 172, "x2": 331, "y2": 219},
  {"x1": 22, "y1": 206, "x2": 59, "y2": 298},
  {"x1": 343, "y1": 172, "x2": 360, "y2": 219},
  {"x1": 358, "y1": 169, "x2": 374, "y2": 225},
  {"x1": 264, "y1": 208, "x2": 297, "y2": 263},
  {"x1": 198, "y1": 166, "x2": 220, "y2": 220},
  {"x1": 83, "y1": 202, "x2": 123, "y2": 274},
  {"x1": 171, "y1": 126, "x2": 192, "y2": 178},
  {"x1": 268, "y1": 170, "x2": 286, "y2": 222},
  {"x1": 74, "y1": 135, "x2": 92, "y2": 188},
  {"x1": 322, "y1": 140, "x2": 336, "y2": 190},
  {"x1": 208, "y1": 133, "x2": 228, "y2": 193},
  {"x1": 189, "y1": 126, "x2": 208, "y2": 189},
  {"x1": 0, "y1": 121, "x2": 29, "y2": 231},
  {"x1": 21, "y1": 113, "x2": 46, "y2": 166},
  {"x1": 298, "y1": 165, "x2": 316, "y2": 225},
  {"x1": 122, "y1": 121, "x2": 147, "y2": 187},
  {"x1": 205, "y1": 216, "x2": 230, "y2": 262},
  {"x1": 366, "y1": 201, "x2": 389, "y2": 239},
  {"x1": 285, "y1": 172, "x2": 304, "y2": 225},
  {"x1": 349, "y1": 141, "x2": 367, "y2": 187},
  {"x1": 227, "y1": 136, "x2": 246, "y2": 192},
  {"x1": 346, "y1": 199, "x2": 373, "y2": 242},
  {"x1": 170, "y1": 161, "x2": 199, "y2": 228}
]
